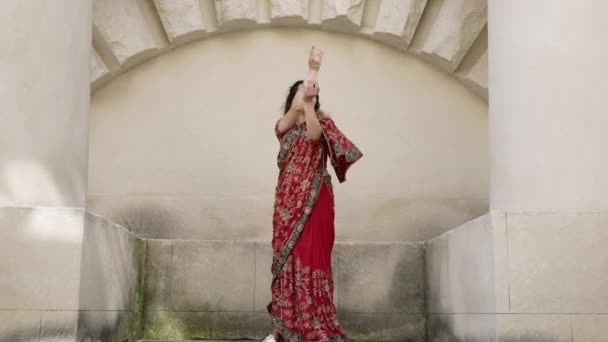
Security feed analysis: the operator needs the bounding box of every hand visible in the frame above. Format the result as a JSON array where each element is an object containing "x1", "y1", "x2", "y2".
[
  {"x1": 303, "y1": 80, "x2": 319, "y2": 102},
  {"x1": 308, "y1": 46, "x2": 323, "y2": 71}
]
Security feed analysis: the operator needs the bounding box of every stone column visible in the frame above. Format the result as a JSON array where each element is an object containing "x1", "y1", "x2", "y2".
[
  {"x1": 489, "y1": 0, "x2": 608, "y2": 212},
  {"x1": 0, "y1": 1, "x2": 92, "y2": 340},
  {"x1": 489, "y1": 0, "x2": 608, "y2": 339},
  {"x1": 426, "y1": 2, "x2": 608, "y2": 341}
]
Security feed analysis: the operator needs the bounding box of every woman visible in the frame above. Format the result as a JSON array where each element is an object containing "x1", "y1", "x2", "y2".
[{"x1": 264, "y1": 47, "x2": 363, "y2": 342}]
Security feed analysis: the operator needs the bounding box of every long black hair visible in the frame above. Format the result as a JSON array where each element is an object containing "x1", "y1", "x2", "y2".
[{"x1": 283, "y1": 80, "x2": 321, "y2": 114}]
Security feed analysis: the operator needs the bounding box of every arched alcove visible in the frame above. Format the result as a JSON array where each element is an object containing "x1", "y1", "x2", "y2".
[{"x1": 88, "y1": 28, "x2": 488, "y2": 241}]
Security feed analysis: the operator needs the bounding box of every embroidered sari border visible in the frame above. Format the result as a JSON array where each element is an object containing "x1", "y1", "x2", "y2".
[
  {"x1": 277, "y1": 123, "x2": 304, "y2": 168},
  {"x1": 271, "y1": 150, "x2": 324, "y2": 283},
  {"x1": 271, "y1": 315, "x2": 349, "y2": 342}
]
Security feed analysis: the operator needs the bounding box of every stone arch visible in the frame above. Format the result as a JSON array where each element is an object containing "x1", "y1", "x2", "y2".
[{"x1": 91, "y1": 0, "x2": 488, "y2": 100}]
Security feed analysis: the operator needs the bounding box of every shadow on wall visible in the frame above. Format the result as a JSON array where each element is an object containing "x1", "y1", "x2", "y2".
[
  {"x1": 115, "y1": 200, "x2": 179, "y2": 239},
  {"x1": 75, "y1": 213, "x2": 146, "y2": 341}
]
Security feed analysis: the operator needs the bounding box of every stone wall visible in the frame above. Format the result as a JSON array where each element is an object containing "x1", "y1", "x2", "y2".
[
  {"x1": 425, "y1": 212, "x2": 608, "y2": 341},
  {"x1": 0, "y1": 210, "x2": 145, "y2": 341},
  {"x1": 142, "y1": 239, "x2": 426, "y2": 340}
]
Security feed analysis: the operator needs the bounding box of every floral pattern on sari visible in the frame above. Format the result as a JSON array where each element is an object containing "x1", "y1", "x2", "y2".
[{"x1": 269, "y1": 114, "x2": 362, "y2": 341}]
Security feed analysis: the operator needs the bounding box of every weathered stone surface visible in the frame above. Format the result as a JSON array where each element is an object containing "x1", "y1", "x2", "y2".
[
  {"x1": 88, "y1": 194, "x2": 274, "y2": 240},
  {"x1": 81, "y1": 212, "x2": 140, "y2": 311},
  {"x1": 210, "y1": 312, "x2": 271, "y2": 340},
  {"x1": 422, "y1": 0, "x2": 487, "y2": 71},
  {"x1": 380, "y1": 314, "x2": 426, "y2": 341},
  {"x1": 429, "y1": 313, "x2": 586, "y2": 341},
  {"x1": 91, "y1": 48, "x2": 110, "y2": 84},
  {"x1": 153, "y1": 0, "x2": 206, "y2": 42},
  {"x1": 427, "y1": 313, "x2": 497, "y2": 342},
  {"x1": 336, "y1": 313, "x2": 381, "y2": 340},
  {"x1": 254, "y1": 241, "x2": 272, "y2": 312},
  {"x1": 507, "y1": 213, "x2": 608, "y2": 313},
  {"x1": 425, "y1": 212, "x2": 509, "y2": 314},
  {"x1": 0, "y1": 207, "x2": 84, "y2": 310},
  {"x1": 40, "y1": 311, "x2": 77, "y2": 341},
  {"x1": 93, "y1": 0, "x2": 162, "y2": 65},
  {"x1": 39, "y1": 310, "x2": 135, "y2": 342},
  {"x1": 491, "y1": 212, "x2": 510, "y2": 313},
  {"x1": 171, "y1": 240, "x2": 256, "y2": 311},
  {"x1": 143, "y1": 309, "x2": 213, "y2": 340},
  {"x1": 144, "y1": 239, "x2": 173, "y2": 310},
  {"x1": 496, "y1": 314, "x2": 572, "y2": 342},
  {"x1": 81, "y1": 310, "x2": 135, "y2": 342},
  {"x1": 467, "y1": 49, "x2": 488, "y2": 89},
  {"x1": 215, "y1": 0, "x2": 258, "y2": 29},
  {"x1": 461, "y1": 48, "x2": 488, "y2": 99},
  {"x1": 571, "y1": 315, "x2": 608, "y2": 341},
  {"x1": 0, "y1": 310, "x2": 41, "y2": 342},
  {"x1": 373, "y1": 0, "x2": 427, "y2": 47},
  {"x1": 322, "y1": 0, "x2": 366, "y2": 31},
  {"x1": 338, "y1": 242, "x2": 424, "y2": 313},
  {"x1": 270, "y1": 0, "x2": 308, "y2": 23}
]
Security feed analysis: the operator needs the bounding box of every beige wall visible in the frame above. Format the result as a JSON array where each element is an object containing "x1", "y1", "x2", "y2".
[{"x1": 88, "y1": 28, "x2": 488, "y2": 241}]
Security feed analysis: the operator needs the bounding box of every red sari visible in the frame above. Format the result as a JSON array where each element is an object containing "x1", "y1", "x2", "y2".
[{"x1": 267, "y1": 114, "x2": 363, "y2": 341}]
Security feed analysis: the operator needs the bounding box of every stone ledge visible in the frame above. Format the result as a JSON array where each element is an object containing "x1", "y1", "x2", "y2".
[{"x1": 91, "y1": 0, "x2": 488, "y2": 101}]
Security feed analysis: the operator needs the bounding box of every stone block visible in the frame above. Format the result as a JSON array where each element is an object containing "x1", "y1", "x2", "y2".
[
  {"x1": 40, "y1": 310, "x2": 77, "y2": 341},
  {"x1": 496, "y1": 314, "x2": 572, "y2": 342},
  {"x1": 254, "y1": 241, "x2": 273, "y2": 312},
  {"x1": 322, "y1": 0, "x2": 366, "y2": 32},
  {"x1": 211, "y1": 311, "x2": 272, "y2": 340},
  {"x1": 380, "y1": 313, "x2": 426, "y2": 341},
  {"x1": 421, "y1": 0, "x2": 487, "y2": 71},
  {"x1": 153, "y1": 0, "x2": 206, "y2": 42},
  {"x1": 507, "y1": 213, "x2": 608, "y2": 313},
  {"x1": 336, "y1": 313, "x2": 381, "y2": 341},
  {"x1": 215, "y1": 0, "x2": 258, "y2": 29},
  {"x1": 91, "y1": 49, "x2": 110, "y2": 85},
  {"x1": 93, "y1": 0, "x2": 164, "y2": 65},
  {"x1": 427, "y1": 313, "x2": 497, "y2": 342},
  {"x1": 170, "y1": 240, "x2": 256, "y2": 311},
  {"x1": 338, "y1": 242, "x2": 424, "y2": 313},
  {"x1": 80, "y1": 212, "x2": 140, "y2": 310},
  {"x1": 0, "y1": 310, "x2": 41, "y2": 342},
  {"x1": 144, "y1": 239, "x2": 173, "y2": 310},
  {"x1": 40, "y1": 310, "x2": 135, "y2": 342},
  {"x1": 464, "y1": 49, "x2": 488, "y2": 96},
  {"x1": 0, "y1": 207, "x2": 84, "y2": 310},
  {"x1": 425, "y1": 212, "x2": 509, "y2": 314},
  {"x1": 373, "y1": 0, "x2": 427, "y2": 48},
  {"x1": 571, "y1": 315, "x2": 608, "y2": 341},
  {"x1": 143, "y1": 309, "x2": 212, "y2": 340},
  {"x1": 270, "y1": 0, "x2": 308, "y2": 24}
]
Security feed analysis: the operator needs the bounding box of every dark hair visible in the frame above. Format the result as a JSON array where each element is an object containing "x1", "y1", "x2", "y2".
[{"x1": 283, "y1": 80, "x2": 321, "y2": 114}]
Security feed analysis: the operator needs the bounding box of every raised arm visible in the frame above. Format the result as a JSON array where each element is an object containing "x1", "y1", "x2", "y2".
[
  {"x1": 303, "y1": 46, "x2": 323, "y2": 141},
  {"x1": 276, "y1": 46, "x2": 323, "y2": 138},
  {"x1": 276, "y1": 103, "x2": 300, "y2": 135},
  {"x1": 303, "y1": 82, "x2": 322, "y2": 141}
]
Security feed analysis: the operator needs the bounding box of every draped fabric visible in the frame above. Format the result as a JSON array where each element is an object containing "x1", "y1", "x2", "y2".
[{"x1": 267, "y1": 114, "x2": 363, "y2": 341}]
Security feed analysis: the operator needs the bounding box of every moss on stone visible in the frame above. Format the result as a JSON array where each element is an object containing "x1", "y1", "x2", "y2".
[{"x1": 142, "y1": 309, "x2": 213, "y2": 340}]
